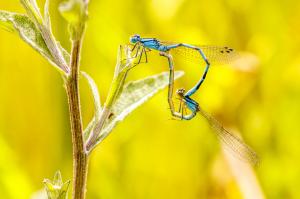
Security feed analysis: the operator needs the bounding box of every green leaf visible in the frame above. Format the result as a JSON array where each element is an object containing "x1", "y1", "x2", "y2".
[
  {"x1": 43, "y1": 171, "x2": 70, "y2": 199},
  {"x1": 20, "y1": 1, "x2": 70, "y2": 74},
  {"x1": 0, "y1": 10, "x2": 70, "y2": 73},
  {"x1": 0, "y1": 12, "x2": 15, "y2": 32},
  {"x1": 0, "y1": 11, "x2": 51, "y2": 61},
  {"x1": 82, "y1": 71, "x2": 102, "y2": 140},
  {"x1": 91, "y1": 71, "x2": 184, "y2": 149}
]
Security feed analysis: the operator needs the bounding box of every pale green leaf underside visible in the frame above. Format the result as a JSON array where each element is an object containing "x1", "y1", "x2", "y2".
[
  {"x1": 44, "y1": 0, "x2": 51, "y2": 29},
  {"x1": 93, "y1": 71, "x2": 184, "y2": 147},
  {"x1": 0, "y1": 11, "x2": 52, "y2": 62},
  {"x1": 0, "y1": 10, "x2": 70, "y2": 70},
  {"x1": 82, "y1": 71, "x2": 102, "y2": 140}
]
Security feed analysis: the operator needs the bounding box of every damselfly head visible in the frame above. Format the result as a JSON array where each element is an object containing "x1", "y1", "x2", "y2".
[
  {"x1": 176, "y1": 88, "x2": 185, "y2": 98},
  {"x1": 130, "y1": 34, "x2": 141, "y2": 44}
]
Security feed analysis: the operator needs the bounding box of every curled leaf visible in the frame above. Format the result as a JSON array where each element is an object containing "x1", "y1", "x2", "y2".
[
  {"x1": 43, "y1": 171, "x2": 70, "y2": 199},
  {"x1": 82, "y1": 71, "x2": 102, "y2": 140},
  {"x1": 20, "y1": 0, "x2": 43, "y2": 24},
  {"x1": 44, "y1": 0, "x2": 51, "y2": 29}
]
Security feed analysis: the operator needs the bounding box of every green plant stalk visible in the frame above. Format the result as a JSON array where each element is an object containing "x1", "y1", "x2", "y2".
[
  {"x1": 65, "y1": 32, "x2": 88, "y2": 199},
  {"x1": 86, "y1": 68, "x2": 130, "y2": 152}
]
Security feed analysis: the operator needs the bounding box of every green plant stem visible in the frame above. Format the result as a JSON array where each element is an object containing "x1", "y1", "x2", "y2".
[
  {"x1": 65, "y1": 37, "x2": 88, "y2": 199},
  {"x1": 86, "y1": 68, "x2": 130, "y2": 152}
]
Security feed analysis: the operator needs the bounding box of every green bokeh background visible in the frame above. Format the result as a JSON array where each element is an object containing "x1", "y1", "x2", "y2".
[{"x1": 1, "y1": 0, "x2": 300, "y2": 198}]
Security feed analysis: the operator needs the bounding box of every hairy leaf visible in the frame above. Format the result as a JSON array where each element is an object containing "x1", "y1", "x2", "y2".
[
  {"x1": 0, "y1": 11, "x2": 51, "y2": 61},
  {"x1": 91, "y1": 71, "x2": 184, "y2": 148},
  {"x1": 0, "y1": 10, "x2": 70, "y2": 73}
]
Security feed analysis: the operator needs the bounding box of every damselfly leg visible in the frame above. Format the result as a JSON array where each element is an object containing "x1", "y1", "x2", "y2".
[
  {"x1": 119, "y1": 45, "x2": 148, "y2": 70},
  {"x1": 160, "y1": 52, "x2": 197, "y2": 120},
  {"x1": 128, "y1": 43, "x2": 150, "y2": 64}
]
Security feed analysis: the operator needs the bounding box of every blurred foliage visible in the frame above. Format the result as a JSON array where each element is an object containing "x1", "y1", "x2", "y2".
[{"x1": 0, "y1": 0, "x2": 300, "y2": 199}]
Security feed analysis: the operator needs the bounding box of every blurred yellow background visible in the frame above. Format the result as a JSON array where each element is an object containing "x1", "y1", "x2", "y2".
[{"x1": 1, "y1": 0, "x2": 300, "y2": 198}]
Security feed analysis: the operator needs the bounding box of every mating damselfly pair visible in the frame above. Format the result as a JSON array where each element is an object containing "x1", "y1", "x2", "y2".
[{"x1": 129, "y1": 34, "x2": 259, "y2": 165}]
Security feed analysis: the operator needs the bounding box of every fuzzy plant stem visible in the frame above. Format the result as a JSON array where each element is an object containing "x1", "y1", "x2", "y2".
[{"x1": 65, "y1": 36, "x2": 88, "y2": 199}]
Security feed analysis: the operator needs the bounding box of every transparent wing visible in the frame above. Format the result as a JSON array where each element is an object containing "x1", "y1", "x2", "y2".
[
  {"x1": 198, "y1": 107, "x2": 259, "y2": 165},
  {"x1": 161, "y1": 42, "x2": 239, "y2": 65}
]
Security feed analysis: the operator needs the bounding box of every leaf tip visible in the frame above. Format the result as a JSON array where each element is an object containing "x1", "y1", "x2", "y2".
[{"x1": 174, "y1": 70, "x2": 185, "y2": 79}]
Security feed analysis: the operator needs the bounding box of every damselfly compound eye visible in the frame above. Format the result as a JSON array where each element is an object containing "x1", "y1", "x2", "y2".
[{"x1": 130, "y1": 34, "x2": 141, "y2": 44}]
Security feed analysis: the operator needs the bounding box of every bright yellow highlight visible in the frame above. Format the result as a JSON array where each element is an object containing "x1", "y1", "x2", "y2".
[{"x1": 0, "y1": 0, "x2": 300, "y2": 198}]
